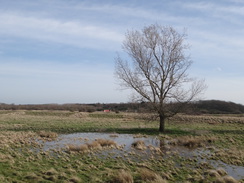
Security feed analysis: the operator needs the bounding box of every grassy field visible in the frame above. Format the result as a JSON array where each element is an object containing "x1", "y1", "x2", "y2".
[{"x1": 0, "y1": 110, "x2": 243, "y2": 183}]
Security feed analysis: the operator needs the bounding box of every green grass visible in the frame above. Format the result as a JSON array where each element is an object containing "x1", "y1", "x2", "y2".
[
  {"x1": 0, "y1": 110, "x2": 243, "y2": 182},
  {"x1": 89, "y1": 112, "x2": 124, "y2": 119},
  {"x1": 25, "y1": 110, "x2": 74, "y2": 117}
]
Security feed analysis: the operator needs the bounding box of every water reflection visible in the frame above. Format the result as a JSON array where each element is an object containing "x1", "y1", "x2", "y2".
[{"x1": 36, "y1": 132, "x2": 244, "y2": 180}]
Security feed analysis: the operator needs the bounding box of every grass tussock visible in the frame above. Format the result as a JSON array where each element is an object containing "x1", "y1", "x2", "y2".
[
  {"x1": 45, "y1": 168, "x2": 58, "y2": 176},
  {"x1": 25, "y1": 172, "x2": 40, "y2": 181},
  {"x1": 169, "y1": 135, "x2": 216, "y2": 148},
  {"x1": 110, "y1": 169, "x2": 134, "y2": 183},
  {"x1": 0, "y1": 131, "x2": 36, "y2": 148},
  {"x1": 38, "y1": 131, "x2": 58, "y2": 140},
  {"x1": 204, "y1": 169, "x2": 239, "y2": 183},
  {"x1": 95, "y1": 138, "x2": 117, "y2": 147},
  {"x1": 131, "y1": 140, "x2": 147, "y2": 150},
  {"x1": 212, "y1": 148, "x2": 244, "y2": 166},
  {"x1": 139, "y1": 168, "x2": 167, "y2": 183},
  {"x1": 67, "y1": 144, "x2": 89, "y2": 153},
  {"x1": 69, "y1": 176, "x2": 81, "y2": 183},
  {"x1": 67, "y1": 139, "x2": 118, "y2": 153},
  {"x1": 0, "y1": 111, "x2": 243, "y2": 182}
]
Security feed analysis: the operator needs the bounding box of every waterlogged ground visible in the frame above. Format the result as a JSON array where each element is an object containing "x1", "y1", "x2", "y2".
[
  {"x1": 48, "y1": 133, "x2": 244, "y2": 179},
  {"x1": 36, "y1": 132, "x2": 244, "y2": 180},
  {"x1": 0, "y1": 110, "x2": 243, "y2": 182}
]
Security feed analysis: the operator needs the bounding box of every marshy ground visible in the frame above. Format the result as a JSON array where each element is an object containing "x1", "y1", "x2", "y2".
[{"x1": 0, "y1": 110, "x2": 243, "y2": 182}]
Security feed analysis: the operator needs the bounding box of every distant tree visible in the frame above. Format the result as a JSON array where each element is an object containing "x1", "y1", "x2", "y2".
[{"x1": 115, "y1": 24, "x2": 206, "y2": 132}]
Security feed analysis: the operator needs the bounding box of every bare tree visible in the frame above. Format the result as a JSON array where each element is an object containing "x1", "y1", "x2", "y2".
[{"x1": 115, "y1": 24, "x2": 206, "y2": 132}]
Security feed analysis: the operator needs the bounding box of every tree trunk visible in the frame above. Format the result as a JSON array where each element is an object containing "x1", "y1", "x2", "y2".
[{"x1": 159, "y1": 114, "x2": 165, "y2": 132}]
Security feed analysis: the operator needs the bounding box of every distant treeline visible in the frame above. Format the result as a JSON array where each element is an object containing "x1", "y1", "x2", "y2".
[
  {"x1": 0, "y1": 100, "x2": 244, "y2": 114},
  {"x1": 192, "y1": 100, "x2": 244, "y2": 114}
]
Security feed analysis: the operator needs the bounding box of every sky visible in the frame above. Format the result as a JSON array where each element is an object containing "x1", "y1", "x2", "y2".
[{"x1": 0, "y1": 0, "x2": 244, "y2": 105}]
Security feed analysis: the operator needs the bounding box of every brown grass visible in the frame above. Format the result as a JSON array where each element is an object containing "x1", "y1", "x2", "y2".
[
  {"x1": 25, "y1": 172, "x2": 40, "y2": 181},
  {"x1": 109, "y1": 134, "x2": 119, "y2": 138},
  {"x1": 69, "y1": 176, "x2": 81, "y2": 183},
  {"x1": 67, "y1": 139, "x2": 118, "y2": 153},
  {"x1": 222, "y1": 176, "x2": 238, "y2": 183},
  {"x1": 0, "y1": 131, "x2": 36, "y2": 148},
  {"x1": 38, "y1": 131, "x2": 58, "y2": 140},
  {"x1": 139, "y1": 168, "x2": 167, "y2": 182},
  {"x1": 45, "y1": 168, "x2": 58, "y2": 176},
  {"x1": 216, "y1": 168, "x2": 227, "y2": 176},
  {"x1": 168, "y1": 135, "x2": 216, "y2": 148},
  {"x1": 87, "y1": 141, "x2": 102, "y2": 150},
  {"x1": 96, "y1": 139, "x2": 117, "y2": 147},
  {"x1": 67, "y1": 144, "x2": 89, "y2": 153},
  {"x1": 131, "y1": 140, "x2": 146, "y2": 150},
  {"x1": 204, "y1": 169, "x2": 220, "y2": 178},
  {"x1": 110, "y1": 169, "x2": 134, "y2": 183}
]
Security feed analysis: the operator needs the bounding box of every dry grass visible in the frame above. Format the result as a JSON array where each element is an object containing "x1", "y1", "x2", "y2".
[
  {"x1": 205, "y1": 169, "x2": 221, "y2": 178},
  {"x1": 173, "y1": 114, "x2": 244, "y2": 124},
  {"x1": 168, "y1": 135, "x2": 216, "y2": 148},
  {"x1": 139, "y1": 168, "x2": 167, "y2": 183},
  {"x1": 67, "y1": 144, "x2": 89, "y2": 153},
  {"x1": 110, "y1": 169, "x2": 134, "y2": 183},
  {"x1": 95, "y1": 138, "x2": 117, "y2": 147},
  {"x1": 222, "y1": 176, "x2": 238, "y2": 183},
  {"x1": 109, "y1": 134, "x2": 119, "y2": 138},
  {"x1": 0, "y1": 111, "x2": 243, "y2": 182},
  {"x1": 131, "y1": 140, "x2": 147, "y2": 150},
  {"x1": 212, "y1": 148, "x2": 244, "y2": 166},
  {"x1": 87, "y1": 141, "x2": 102, "y2": 150},
  {"x1": 38, "y1": 131, "x2": 58, "y2": 140},
  {"x1": 0, "y1": 131, "x2": 36, "y2": 148},
  {"x1": 67, "y1": 139, "x2": 118, "y2": 153},
  {"x1": 69, "y1": 176, "x2": 81, "y2": 183},
  {"x1": 215, "y1": 175, "x2": 239, "y2": 183},
  {"x1": 25, "y1": 172, "x2": 40, "y2": 181},
  {"x1": 45, "y1": 168, "x2": 58, "y2": 176},
  {"x1": 216, "y1": 168, "x2": 227, "y2": 176}
]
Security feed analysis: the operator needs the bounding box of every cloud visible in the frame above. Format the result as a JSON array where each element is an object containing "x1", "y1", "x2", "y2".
[
  {"x1": 179, "y1": 1, "x2": 244, "y2": 24},
  {"x1": 0, "y1": 12, "x2": 123, "y2": 50}
]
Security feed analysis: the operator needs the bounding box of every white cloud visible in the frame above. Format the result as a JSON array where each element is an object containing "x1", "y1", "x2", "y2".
[
  {"x1": 0, "y1": 12, "x2": 123, "y2": 50},
  {"x1": 180, "y1": 1, "x2": 244, "y2": 24}
]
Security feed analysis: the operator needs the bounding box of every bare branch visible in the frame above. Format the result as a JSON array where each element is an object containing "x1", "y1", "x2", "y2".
[{"x1": 115, "y1": 24, "x2": 206, "y2": 132}]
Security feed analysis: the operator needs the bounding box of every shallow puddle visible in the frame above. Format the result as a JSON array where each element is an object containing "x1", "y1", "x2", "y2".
[
  {"x1": 36, "y1": 132, "x2": 244, "y2": 180},
  {"x1": 39, "y1": 132, "x2": 159, "y2": 151}
]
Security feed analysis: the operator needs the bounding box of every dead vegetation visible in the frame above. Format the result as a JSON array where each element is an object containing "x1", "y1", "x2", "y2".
[
  {"x1": 168, "y1": 135, "x2": 216, "y2": 148},
  {"x1": 0, "y1": 110, "x2": 243, "y2": 182},
  {"x1": 131, "y1": 140, "x2": 147, "y2": 150},
  {"x1": 109, "y1": 169, "x2": 134, "y2": 183},
  {"x1": 139, "y1": 168, "x2": 168, "y2": 183},
  {"x1": 38, "y1": 131, "x2": 58, "y2": 140},
  {"x1": 67, "y1": 138, "x2": 118, "y2": 153},
  {"x1": 211, "y1": 148, "x2": 244, "y2": 166},
  {"x1": 173, "y1": 114, "x2": 244, "y2": 124},
  {"x1": 0, "y1": 131, "x2": 36, "y2": 148},
  {"x1": 204, "y1": 169, "x2": 238, "y2": 183}
]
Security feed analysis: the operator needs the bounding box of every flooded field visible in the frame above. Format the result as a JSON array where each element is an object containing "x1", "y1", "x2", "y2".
[
  {"x1": 0, "y1": 110, "x2": 243, "y2": 182},
  {"x1": 36, "y1": 132, "x2": 244, "y2": 180}
]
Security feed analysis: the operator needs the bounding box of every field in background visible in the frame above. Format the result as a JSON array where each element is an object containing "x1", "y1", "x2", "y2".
[{"x1": 0, "y1": 110, "x2": 243, "y2": 182}]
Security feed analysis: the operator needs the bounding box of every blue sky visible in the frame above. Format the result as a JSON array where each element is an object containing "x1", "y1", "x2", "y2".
[{"x1": 0, "y1": 0, "x2": 244, "y2": 104}]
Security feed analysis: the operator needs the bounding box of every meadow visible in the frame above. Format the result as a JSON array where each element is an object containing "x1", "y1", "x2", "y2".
[{"x1": 0, "y1": 110, "x2": 243, "y2": 183}]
